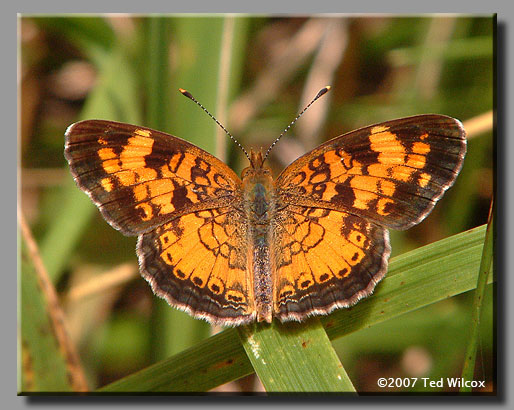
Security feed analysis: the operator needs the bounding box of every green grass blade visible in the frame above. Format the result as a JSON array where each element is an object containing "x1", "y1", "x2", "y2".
[
  {"x1": 97, "y1": 225, "x2": 488, "y2": 392},
  {"x1": 19, "y1": 237, "x2": 74, "y2": 392},
  {"x1": 97, "y1": 328, "x2": 251, "y2": 392},
  {"x1": 238, "y1": 320, "x2": 355, "y2": 392},
  {"x1": 322, "y1": 225, "x2": 490, "y2": 339},
  {"x1": 460, "y1": 202, "x2": 494, "y2": 392},
  {"x1": 145, "y1": 17, "x2": 171, "y2": 131},
  {"x1": 150, "y1": 16, "x2": 249, "y2": 358},
  {"x1": 140, "y1": 16, "x2": 208, "y2": 362},
  {"x1": 151, "y1": 16, "x2": 220, "y2": 358},
  {"x1": 169, "y1": 16, "x2": 225, "y2": 153}
]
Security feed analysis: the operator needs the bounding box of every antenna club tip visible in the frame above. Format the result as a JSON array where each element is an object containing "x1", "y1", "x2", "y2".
[
  {"x1": 179, "y1": 88, "x2": 194, "y2": 100},
  {"x1": 315, "y1": 86, "x2": 331, "y2": 99}
]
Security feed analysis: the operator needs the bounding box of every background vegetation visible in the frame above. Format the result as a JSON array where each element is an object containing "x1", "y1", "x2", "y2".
[{"x1": 19, "y1": 15, "x2": 494, "y2": 393}]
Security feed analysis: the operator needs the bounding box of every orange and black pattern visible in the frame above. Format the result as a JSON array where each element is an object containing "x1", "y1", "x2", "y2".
[
  {"x1": 65, "y1": 114, "x2": 466, "y2": 326},
  {"x1": 65, "y1": 120, "x2": 241, "y2": 235},
  {"x1": 277, "y1": 115, "x2": 466, "y2": 230},
  {"x1": 272, "y1": 207, "x2": 390, "y2": 321}
]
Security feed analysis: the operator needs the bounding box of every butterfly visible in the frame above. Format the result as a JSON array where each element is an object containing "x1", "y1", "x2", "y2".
[{"x1": 64, "y1": 106, "x2": 466, "y2": 326}]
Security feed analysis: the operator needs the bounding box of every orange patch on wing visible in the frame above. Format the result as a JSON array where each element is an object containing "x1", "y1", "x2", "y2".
[
  {"x1": 370, "y1": 125, "x2": 390, "y2": 134},
  {"x1": 207, "y1": 276, "x2": 225, "y2": 295},
  {"x1": 331, "y1": 173, "x2": 350, "y2": 185},
  {"x1": 369, "y1": 131, "x2": 405, "y2": 154},
  {"x1": 99, "y1": 147, "x2": 117, "y2": 160},
  {"x1": 342, "y1": 242, "x2": 365, "y2": 266},
  {"x1": 378, "y1": 179, "x2": 396, "y2": 196},
  {"x1": 311, "y1": 157, "x2": 323, "y2": 168},
  {"x1": 297, "y1": 271, "x2": 315, "y2": 290},
  {"x1": 351, "y1": 175, "x2": 379, "y2": 194},
  {"x1": 120, "y1": 156, "x2": 146, "y2": 170},
  {"x1": 418, "y1": 172, "x2": 432, "y2": 188},
  {"x1": 213, "y1": 222, "x2": 229, "y2": 243},
  {"x1": 151, "y1": 193, "x2": 175, "y2": 215},
  {"x1": 198, "y1": 223, "x2": 221, "y2": 250},
  {"x1": 133, "y1": 184, "x2": 148, "y2": 201},
  {"x1": 134, "y1": 128, "x2": 152, "y2": 138},
  {"x1": 128, "y1": 133, "x2": 154, "y2": 147},
  {"x1": 160, "y1": 163, "x2": 174, "y2": 178},
  {"x1": 146, "y1": 179, "x2": 174, "y2": 198},
  {"x1": 340, "y1": 151, "x2": 361, "y2": 170},
  {"x1": 412, "y1": 142, "x2": 430, "y2": 154},
  {"x1": 193, "y1": 175, "x2": 210, "y2": 185},
  {"x1": 161, "y1": 250, "x2": 174, "y2": 266},
  {"x1": 347, "y1": 166, "x2": 363, "y2": 175},
  {"x1": 101, "y1": 177, "x2": 114, "y2": 192},
  {"x1": 366, "y1": 163, "x2": 391, "y2": 179},
  {"x1": 116, "y1": 170, "x2": 136, "y2": 186},
  {"x1": 226, "y1": 289, "x2": 246, "y2": 304},
  {"x1": 377, "y1": 152, "x2": 406, "y2": 166},
  {"x1": 159, "y1": 230, "x2": 178, "y2": 248},
  {"x1": 352, "y1": 190, "x2": 378, "y2": 210},
  {"x1": 334, "y1": 262, "x2": 352, "y2": 278},
  {"x1": 168, "y1": 153, "x2": 184, "y2": 172},
  {"x1": 323, "y1": 150, "x2": 341, "y2": 164},
  {"x1": 348, "y1": 230, "x2": 366, "y2": 247},
  {"x1": 310, "y1": 173, "x2": 329, "y2": 184},
  {"x1": 102, "y1": 159, "x2": 121, "y2": 174},
  {"x1": 116, "y1": 135, "x2": 154, "y2": 171},
  {"x1": 291, "y1": 173, "x2": 306, "y2": 185},
  {"x1": 391, "y1": 165, "x2": 415, "y2": 182},
  {"x1": 135, "y1": 167, "x2": 158, "y2": 183},
  {"x1": 377, "y1": 198, "x2": 394, "y2": 216},
  {"x1": 302, "y1": 223, "x2": 324, "y2": 248},
  {"x1": 406, "y1": 154, "x2": 426, "y2": 169}
]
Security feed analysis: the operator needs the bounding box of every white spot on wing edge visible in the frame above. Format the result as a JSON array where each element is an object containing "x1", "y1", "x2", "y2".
[
  {"x1": 65, "y1": 122, "x2": 79, "y2": 136},
  {"x1": 370, "y1": 124, "x2": 390, "y2": 134}
]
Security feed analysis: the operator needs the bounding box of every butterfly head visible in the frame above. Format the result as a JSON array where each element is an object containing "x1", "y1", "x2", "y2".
[
  {"x1": 249, "y1": 149, "x2": 264, "y2": 169},
  {"x1": 241, "y1": 149, "x2": 273, "y2": 182}
]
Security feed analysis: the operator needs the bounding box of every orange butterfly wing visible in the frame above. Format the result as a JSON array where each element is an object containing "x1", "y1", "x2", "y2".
[
  {"x1": 65, "y1": 120, "x2": 241, "y2": 235},
  {"x1": 273, "y1": 115, "x2": 466, "y2": 321},
  {"x1": 65, "y1": 120, "x2": 255, "y2": 325}
]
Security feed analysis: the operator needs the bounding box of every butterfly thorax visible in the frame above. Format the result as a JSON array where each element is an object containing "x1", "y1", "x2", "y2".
[{"x1": 241, "y1": 150, "x2": 276, "y2": 322}]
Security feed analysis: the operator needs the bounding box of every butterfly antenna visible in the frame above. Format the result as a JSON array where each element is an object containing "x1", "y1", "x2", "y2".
[
  {"x1": 179, "y1": 88, "x2": 250, "y2": 161},
  {"x1": 263, "y1": 86, "x2": 331, "y2": 162}
]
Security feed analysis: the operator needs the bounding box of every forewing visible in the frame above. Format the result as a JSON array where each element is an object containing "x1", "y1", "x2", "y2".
[
  {"x1": 65, "y1": 120, "x2": 241, "y2": 235},
  {"x1": 276, "y1": 115, "x2": 466, "y2": 230}
]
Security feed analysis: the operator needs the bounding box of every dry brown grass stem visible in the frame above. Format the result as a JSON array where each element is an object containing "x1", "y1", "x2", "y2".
[{"x1": 19, "y1": 208, "x2": 89, "y2": 392}]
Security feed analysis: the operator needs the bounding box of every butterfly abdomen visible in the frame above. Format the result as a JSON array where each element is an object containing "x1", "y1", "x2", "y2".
[{"x1": 242, "y1": 166, "x2": 275, "y2": 323}]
